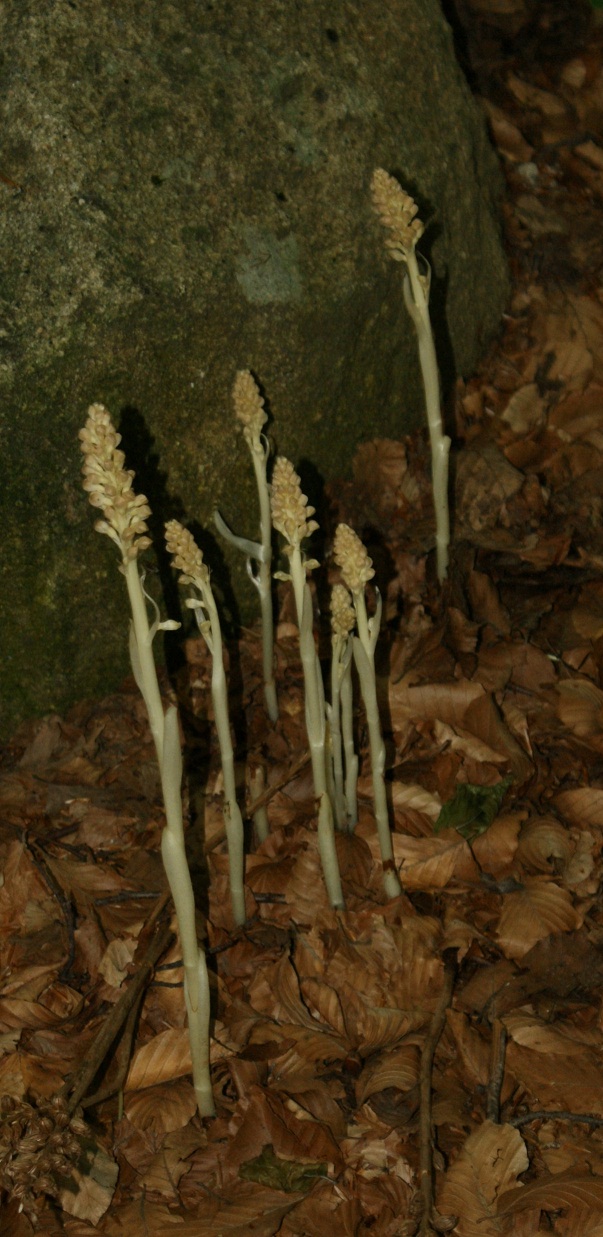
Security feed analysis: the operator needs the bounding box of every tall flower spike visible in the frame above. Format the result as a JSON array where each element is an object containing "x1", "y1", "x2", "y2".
[
  {"x1": 331, "y1": 582, "x2": 356, "y2": 639},
  {"x1": 371, "y1": 167, "x2": 424, "y2": 259},
  {"x1": 333, "y1": 523, "x2": 375, "y2": 596},
  {"x1": 165, "y1": 520, "x2": 209, "y2": 590},
  {"x1": 270, "y1": 456, "x2": 319, "y2": 551},
  {"x1": 232, "y1": 369, "x2": 267, "y2": 448},
  {"x1": 371, "y1": 168, "x2": 450, "y2": 583},
  {"x1": 79, "y1": 404, "x2": 152, "y2": 563}
]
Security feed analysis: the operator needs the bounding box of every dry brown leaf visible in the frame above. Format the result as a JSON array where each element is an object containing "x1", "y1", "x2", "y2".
[
  {"x1": 516, "y1": 816, "x2": 572, "y2": 871},
  {"x1": 557, "y1": 680, "x2": 603, "y2": 752},
  {"x1": 556, "y1": 787, "x2": 603, "y2": 828},
  {"x1": 126, "y1": 1028, "x2": 191, "y2": 1091},
  {"x1": 57, "y1": 1138, "x2": 118, "y2": 1225},
  {"x1": 124, "y1": 1079, "x2": 198, "y2": 1134},
  {"x1": 438, "y1": 1119, "x2": 528, "y2": 1235},
  {"x1": 502, "y1": 1011, "x2": 593, "y2": 1056},
  {"x1": 338, "y1": 986, "x2": 425, "y2": 1055},
  {"x1": 248, "y1": 955, "x2": 326, "y2": 1030},
  {"x1": 471, "y1": 812, "x2": 522, "y2": 875},
  {"x1": 279, "y1": 1188, "x2": 362, "y2": 1237},
  {"x1": 393, "y1": 830, "x2": 480, "y2": 890},
  {"x1": 445, "y1": 1010, "x2": 491, "y2": 1089},
  {"x1": 225, "y1": 1085, "x2": 344, "y2": 1174},
  {"x1": 501, "y1": 382, "x2": 545, "y2": 433},
  {"x1": 482, "y1": 98, "x2": 534, "y2": 162},
  {"x1": 390, "y1": 781, "x2": 442, "y2": 821},
  {"x1": 496, "y1": 878, "x2": 579, "y2": 958},
  {"x1": 505, "y1": 1041, "x2": 603, "y2": 1116},
  {"x1": 355, "y1": 1044, "x2": 420, "y2": 1108},
  {"x1": 498, "y1": 1172, "x2": 603, "y2": 1216},
  {"x1": 98, "y1": 936, "x2": 138, "y2": 987}
]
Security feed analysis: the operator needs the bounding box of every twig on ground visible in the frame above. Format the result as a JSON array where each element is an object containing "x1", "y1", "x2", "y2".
[
  {"x1": 418, "y1": 958, "x2": 456, "y2": 1237},
  {"x1": 510, "y1": 1110, "x2": 603, "y2": 1129},
  {"x1": 62, "y1": 901, "x2": 174, "y2": 1114},
  {"x1": 486, "y1": 1018, "x2": 507, "y2": 1123},
  {"x1": 80, "y1": 996, "x2": 142, "y2": 1111}
]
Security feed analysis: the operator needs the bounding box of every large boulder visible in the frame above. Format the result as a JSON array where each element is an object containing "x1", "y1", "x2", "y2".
[{"x1": 0, "y1": 0, "x2": 508, "y2": 737}]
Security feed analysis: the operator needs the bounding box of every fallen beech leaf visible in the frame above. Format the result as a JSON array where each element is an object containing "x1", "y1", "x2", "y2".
[
  {"x1": 500, "y1": 382, "x2": 545, "y2": 433},
  {"x1": 471, "y1": 812, "x2": 522, "y2": 874},
  {"x1": 557, "y1": 680, "x2": 603, "y2": 752},
  {"x1": 338, "y1": 987, "x2": 425, "y2": 1054},
  {"x1": 516, "y1": 816, "x2": 572, "y2": 871},
  {"x1": 124, "y1": 1079, "x2": 197, "y2": 1134},
  {"x1": 58, "y1": 1138, "x2": 118, "y2": 1225},
  {"x1": 505, "y1": 1042, "x2": 603, "y2": 1116},
  {"x1": 498, "y1": 1172, "x2": 603, "y2": 1215},
  {"x1": 98, "y1": 936, "x2": 138, "y2": 987},
  {"x1": 113, "y1": 1186, "x2": 300, "y2": 1235},
  {"x1": 556, "y1": 787, "x2": 603, "y2": 827},
  {"x1": 355, "y1": 1044, "x2": 420, "y2": 1104},
  {"x1": 390, "y1": 781, "x2": 442, "y2": 821},
  {"x1": 393, "y1": 830, "x2": 480, "y2": 889},
  {"x1": 502, "y1": 1011, "x2": 591, "y2": 1056},
  {"x1": 126, "y1": 1028, "x2": 191, "y2": 1091},
  {"x1": 226, "y1": 1085, "x2": 344, "y2": 1174},
  {"x1": 438, "y1": 1120, "x2": 528, "y2": 1235},
  {"x1": 496, "y1": 878, "x2": 579, "y2": 958}
]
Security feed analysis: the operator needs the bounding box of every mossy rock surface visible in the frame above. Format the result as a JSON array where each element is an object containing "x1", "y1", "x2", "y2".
[{"x1": 0, "y1": 0, "x2": 508, "y2": 737}]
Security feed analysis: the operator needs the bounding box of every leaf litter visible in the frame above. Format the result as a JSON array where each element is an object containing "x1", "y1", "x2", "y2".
[{"x1": 5, "y1": 5, "x2": 603, "y2": 1233}]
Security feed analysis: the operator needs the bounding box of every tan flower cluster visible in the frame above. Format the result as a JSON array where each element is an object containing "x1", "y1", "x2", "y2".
[
  {"x1": 232, "y1": 369, "x2": 267, "y2": 445},
  {"x1": 0, "y1": 1094, "x2": 83, "y2": 1220},
  {"x1": 271, "y1": 456, "x2": 318, "y2": 549},
  {"x1": 331, "y1": 582, "x2": 356, "y2": 639},
  {"x1": 79, "y1": 403, "x2": 152, "y2": 563},
  {"x1": 333, "y1": 523, "x2": 374, "y2": 595},
  {"x1": 371, "y1": 167, "x2": 424, "y2": 257},
  {"x1": 165, "y1": 519, "x2": 209, "y2": 588}
]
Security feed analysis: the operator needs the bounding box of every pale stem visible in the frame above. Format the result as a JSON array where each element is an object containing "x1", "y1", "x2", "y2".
[
  {"x1": 329, "y1": 634, "x2": 348, "y2": 830},
  {"x1": 124, "y1": 559, "x2": 166, "y2": 763},
  {"x1": 160, "y1": 705, "x2": 214, "y2": 1116},
  {"x1": 404, "y1": 249, "x2": 451, "y2": 583},
  {"x1": 123, "y1": 560, "x2": 213, "y2": 1116},
  {"x1": 251, "y1": 447, "x2": 278, "y2": 722},
  {"x1": 352, "y1": 640, "x2": 401, "y2": 899},
  {"x1": 289, "y1": 546, "x2": 344, "y2": 909},
  {"x1": 197, "y1": 585, "x2": 246, "y2": 928},
  {"x1": 340, "y1": 652, "x2": 358, "y2": 831},
  {"x1": 352, "y1": 588, "x2": 401, "y2": 899},
  {"x1": 214, "y1": 440, "x2": 278, "y2": 724}
]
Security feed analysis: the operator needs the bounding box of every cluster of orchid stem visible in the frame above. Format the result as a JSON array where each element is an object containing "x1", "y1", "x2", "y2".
[
  {"x1": 270, "y1": 456, "x2": 345, "y2": 909},
  {"x1": 333, "y1": 525, "x2": 402, "y2": 899},
  {"x1": 78, "y1": 167, "x2": 451, "y2": 1116},
  {"x1": 371, "y1": 167, "x2": 451, "y2": 583},
  {"x1": 270, "y1": 459, "x2": 402, "y2": 905}
]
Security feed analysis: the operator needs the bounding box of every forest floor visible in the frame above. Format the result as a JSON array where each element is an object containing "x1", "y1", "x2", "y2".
[{"x1": 3, "y1": 3, "x2": 603, "y2": 1234}]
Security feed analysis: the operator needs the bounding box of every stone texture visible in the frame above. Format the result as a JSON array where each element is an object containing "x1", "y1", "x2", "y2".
[{"x1": 0, "y1": 0, "x2": 508, "y2": 737}]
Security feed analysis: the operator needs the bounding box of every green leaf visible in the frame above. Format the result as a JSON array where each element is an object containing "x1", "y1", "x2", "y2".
[
  {"x1": 239, "y1": 1144, "x2": 327, "y2": 1194},
  {"x1": 434, "y1": 778, "x2": 512, "y2": 842}
]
